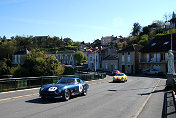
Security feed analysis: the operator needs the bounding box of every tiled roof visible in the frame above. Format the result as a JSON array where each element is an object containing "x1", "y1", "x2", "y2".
[
  {"x1": 103, "y1": 55, "x2": 118, "y2": 60},
  {"x1": 141, "y1": 33, "x2": 176, "y2": 52},
  {"x1": 119, "y1": 44, "x2": 143, "y2": 53},
  {"x1": 14, "y1": 49, "x2": 29, "y2": 55}
]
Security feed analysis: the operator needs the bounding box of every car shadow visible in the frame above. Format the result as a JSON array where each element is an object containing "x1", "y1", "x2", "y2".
[
  {"x1": 25, "y1": 95, "x2": 82, "y2": 104},
  {"x1": 25, "y1": 98, "x2": 65, "y2": 104},
  {"x1": 109, "y1": 81, "x2": 125, "y2": 83}
]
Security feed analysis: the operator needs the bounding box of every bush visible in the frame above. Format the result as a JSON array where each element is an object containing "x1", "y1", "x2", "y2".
[
  {"x1": 10, "y1": 65, "x2": 29, "y2": 77},
  {"x1": 63, "y1": 66, "x2": 75, "y2": 75}
]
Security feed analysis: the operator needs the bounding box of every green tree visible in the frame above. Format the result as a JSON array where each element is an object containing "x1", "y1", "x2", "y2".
[
  {"x1": 63, "y1": 66, "x2": 75, "y2": 75},
  {"x1": 22, "y1": 49, "x2": 64, "y2": 77},
  {"x1": 74, "y1": 51, "x2": 84, "y2": 65},
  {"x1": 0, "y1": 40, "x2": 17, "y2": 59},
  {"x1": 131, "y1": 22, "x2": 141, "y2": 36},
  {"x1": 67, "y1": 40, "x2": 73, "y2": 45},
  {"x1": 10, "y1": 65, "x2": 29, "y2": 77},
  {"x1": 82, "y1": 54, "x2": 88, "y2": 63},
  {"x1": 138, "y1": 35, "x2": 148, "y2": 46}
]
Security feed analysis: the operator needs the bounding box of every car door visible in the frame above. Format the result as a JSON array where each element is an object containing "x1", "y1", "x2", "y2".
[
  {"x1": 67, "y1": 79, "x2": 78, "y2": 95},
  {"x1": 75, "y1": 79, "x2": 83, "y2": 94}
]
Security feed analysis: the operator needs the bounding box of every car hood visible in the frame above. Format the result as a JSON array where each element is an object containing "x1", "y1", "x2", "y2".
[{"x1": 41, "y1": 83, "x2": 66, "y2": 89}]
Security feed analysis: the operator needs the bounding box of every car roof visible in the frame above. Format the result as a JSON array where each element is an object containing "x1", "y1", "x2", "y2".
[
  {"x1": 116, "y1": 73, "x2": 125, "y2": 75},
  {"x1": 61, "y1": 78, "x2": 80, "y2": 80}
]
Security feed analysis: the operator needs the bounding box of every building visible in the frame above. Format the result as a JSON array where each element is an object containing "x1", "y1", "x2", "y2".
[
  {"x1": 102, "y1": 55, "x2": 118, "y2": 72},
  {"x1": 101, "y1": 35, "x2": 117, "y2": 46},
  {"x1": 88, "y1": 48, "x2": 100, "y2": 71},
  {"x1": 51, "y1": 51, "x2": 75, "y2": 66},
  {"x1": 12, "y1": 49, "x2": 29, "y2": 65},
  {"x1": 140, "y1": 34, "x2": 176, "y2": 74},
  {"x1": 118, "y1": 44, "x2": 143, "y2": 74}
]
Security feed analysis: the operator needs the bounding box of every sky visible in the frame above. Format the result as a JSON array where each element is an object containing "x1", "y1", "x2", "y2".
[{"x1": 1, "y1": 0, "x2": 176, "y2": 43}]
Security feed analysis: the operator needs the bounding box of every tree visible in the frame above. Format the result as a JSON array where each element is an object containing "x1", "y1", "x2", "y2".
[
  {"x1": 138, "y1": 35, "x2": 148, "y2": 46},
  {"x1": 82, "y1": 54, "x2": 88, "y2": 63},
  {"x1": 67, "y1": 39, "x2": 73, "y2": 45},
  {"x1": 0, "y1": 40, "x2": 17, "y2": 59},
  {"x1": 22, "y1": 49, "x2": 64, "y2": 77},
  {"x1": 63, "y1": 66, "x2": 75, "y2": 75},
  {"x1": 74, "y1": 51, "x2": 84, "y2": 65},
  {"x1": 131, "y1": 22, "x2": 141, "y2": 36}
]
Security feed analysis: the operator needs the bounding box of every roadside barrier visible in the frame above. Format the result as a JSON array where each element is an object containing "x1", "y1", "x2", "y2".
[
  {"x1": 0, "y1": 73, "x2": 106, "y2": 92},
  {"x1": 172, "y1": 78, "x2": 176, "y2": 110}
]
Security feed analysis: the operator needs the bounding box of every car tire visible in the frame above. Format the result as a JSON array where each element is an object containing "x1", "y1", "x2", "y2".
[
  {"x1": 82, "y1": 87, "x2": 87, "y2": 96},
  {"x1": 64, "y1": 89, "x2": 70, "y2": 101}
]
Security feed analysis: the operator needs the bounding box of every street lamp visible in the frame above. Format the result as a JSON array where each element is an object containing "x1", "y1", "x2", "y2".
[
  {"x1": 165, "y1": 21, "x2": 176, "y2": 89},
  {"x1": 94, "y1": 47, "x2": 98, "y2": 72}
]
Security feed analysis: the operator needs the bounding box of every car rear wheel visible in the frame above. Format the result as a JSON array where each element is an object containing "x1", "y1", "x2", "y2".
[{"x1": 64, "y1": 89, "x2": 70, "y2": 101}]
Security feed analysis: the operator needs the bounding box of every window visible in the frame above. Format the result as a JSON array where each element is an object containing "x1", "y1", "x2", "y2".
[
  {"x1": 122, "y1": 55, "x2": 124, "y2": 63},
  {"x1": 152, "y1": 43, "x2": 156, "y2": 46},
  {"x1": 18, "y1": 55, "x2": 20, "y2": 64},
  {"x1": 15, "y1": 55, "x2": 17, "y2": 64},
  {"x1": 149, "y1": 54, "x2": 154, "y2": 61},
  {"x1": 164, "y1": 42, "x2": 169, "y2": 45},
  {"x1": 90, "y1": 57, "x2": 92, "y2": 61},
  {"x1": 114, "y1": 65, "x2": 117, "y2": 69},
  {"x1": 157, "y1": 53, "x2": 160, "y2": 62},
  {"x1": 106, "y1": 64, "x2": 108, "y2": 69},
  {"x1": 128, "y1": 55, "x2": 130, "y2": 62},
  {"x1": 147, "y1": 54, "x2": 149, "y2": 62},
  {"x1": 161, "y1": 53, "x2": 165, "y2": 61}
]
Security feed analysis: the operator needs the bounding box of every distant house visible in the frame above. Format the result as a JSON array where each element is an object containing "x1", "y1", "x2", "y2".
[
  {"x1": 118, "y1": 44, "x2": 143, "y2": 74},
  {"x1": 101, "y1": 35, "x2": 117, "y2": 46},
  {"x1": 88, "y1": 48, "x2": 100, "y2": 71},
  {"x1": 51, "y1": 50, "x2": 75, "y2": 66},
  {"x1": 140, "y1": 34, "x2": 176, "y2": 74},
  {"x1": 100, "y1": 47, "x2": 118, "y2": 71},
  {"x1": 102, "y1": 55, "x2": 118, "y2": 72},
  {"x1": 33, "y1": 35, "x2": 50, "y2": 42},
  {"x1": 12, "y1": 49, "x2": 29, "y2": 65}
]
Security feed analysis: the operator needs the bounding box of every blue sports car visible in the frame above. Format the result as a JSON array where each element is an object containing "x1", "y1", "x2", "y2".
[{"x1": 39, "y1": 78, "x2": 89, "y2": 101}]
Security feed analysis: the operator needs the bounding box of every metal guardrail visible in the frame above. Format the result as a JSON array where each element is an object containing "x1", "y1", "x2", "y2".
[{"x1": 0, "y1": 73, "x2": 106, "y2": 92}]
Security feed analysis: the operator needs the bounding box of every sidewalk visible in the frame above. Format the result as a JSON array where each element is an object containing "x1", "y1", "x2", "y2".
[
  {"x1": 138, "y1": 79, "x2": 176, "y2": 118},
  {"x1": 164, "y1": 91, "x2": 176, "y2": 118}
]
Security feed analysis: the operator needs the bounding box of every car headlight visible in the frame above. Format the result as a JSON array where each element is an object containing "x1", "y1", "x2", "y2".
[
  {"x1": 48, "y1": 87, "x2": 57, "y2": 91},
  {"x1": 40, "y1": 87, "x2": 44, "y2": 91}
]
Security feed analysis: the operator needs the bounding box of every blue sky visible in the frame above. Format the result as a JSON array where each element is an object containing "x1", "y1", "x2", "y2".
[{"x1": 1, "y1": 0, "x2": 176, "y2": 42}]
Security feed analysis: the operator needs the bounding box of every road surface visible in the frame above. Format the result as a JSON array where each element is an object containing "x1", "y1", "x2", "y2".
[{"x1": 0, "y1": 75, "x2": 166, "y2": 118}]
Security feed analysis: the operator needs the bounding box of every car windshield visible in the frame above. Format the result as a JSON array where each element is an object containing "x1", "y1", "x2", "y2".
[
  {"x1": 57, "y1": 78, "x2": 76, "y2": 84},
  {"x1": 116, "y1": 74, "x2": 124, "y2": 76}
]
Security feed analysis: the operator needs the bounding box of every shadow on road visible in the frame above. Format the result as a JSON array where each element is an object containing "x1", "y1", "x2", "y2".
[
  {"x1": 25, "y1": 95, "x2": 82, "y2": 104},
  {"x1": 138, "y1": 89, "x2": 165, "y2": 96},
  {"x1": 25, "y1": 98, "x2": 64, "y2": 104}
]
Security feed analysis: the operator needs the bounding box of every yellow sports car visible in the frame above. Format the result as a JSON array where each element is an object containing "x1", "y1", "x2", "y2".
[{"x1": 113, "y1": 73, "x2": 127, "y2": 82}]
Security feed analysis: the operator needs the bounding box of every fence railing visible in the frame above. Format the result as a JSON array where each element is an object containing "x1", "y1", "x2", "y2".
[{"x1": 0, "y1": 73, "x2": 106, "y2": 92}]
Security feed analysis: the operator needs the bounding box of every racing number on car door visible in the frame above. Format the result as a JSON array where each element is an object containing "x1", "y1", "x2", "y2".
[{"x1": 77, "y1": 79, "x2": 83, "y2": 93}]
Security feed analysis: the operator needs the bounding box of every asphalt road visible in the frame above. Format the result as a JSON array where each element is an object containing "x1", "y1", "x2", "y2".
[{"x1": 0, "y1": 75, "x2": 166, "y2": 118}]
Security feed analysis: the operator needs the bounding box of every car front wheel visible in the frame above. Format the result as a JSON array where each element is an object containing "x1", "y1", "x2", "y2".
[
  {"x1": 82, "y1": 87, "x2": 87, "y2": 96},
  {"x1": 64, "y1": 89, "x2": 70, "y2": 101}
]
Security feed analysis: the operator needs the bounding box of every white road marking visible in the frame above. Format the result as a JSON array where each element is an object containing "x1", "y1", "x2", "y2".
[
  {"x1": 0, "y1": 93, "x2": 39, "y2": 102},
  {"x1": 0, "y1": 87, "x2": 40, "y2": 95},
  {"x1": 132, "y1": 80, "x2": 161, "y2": 118}
]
